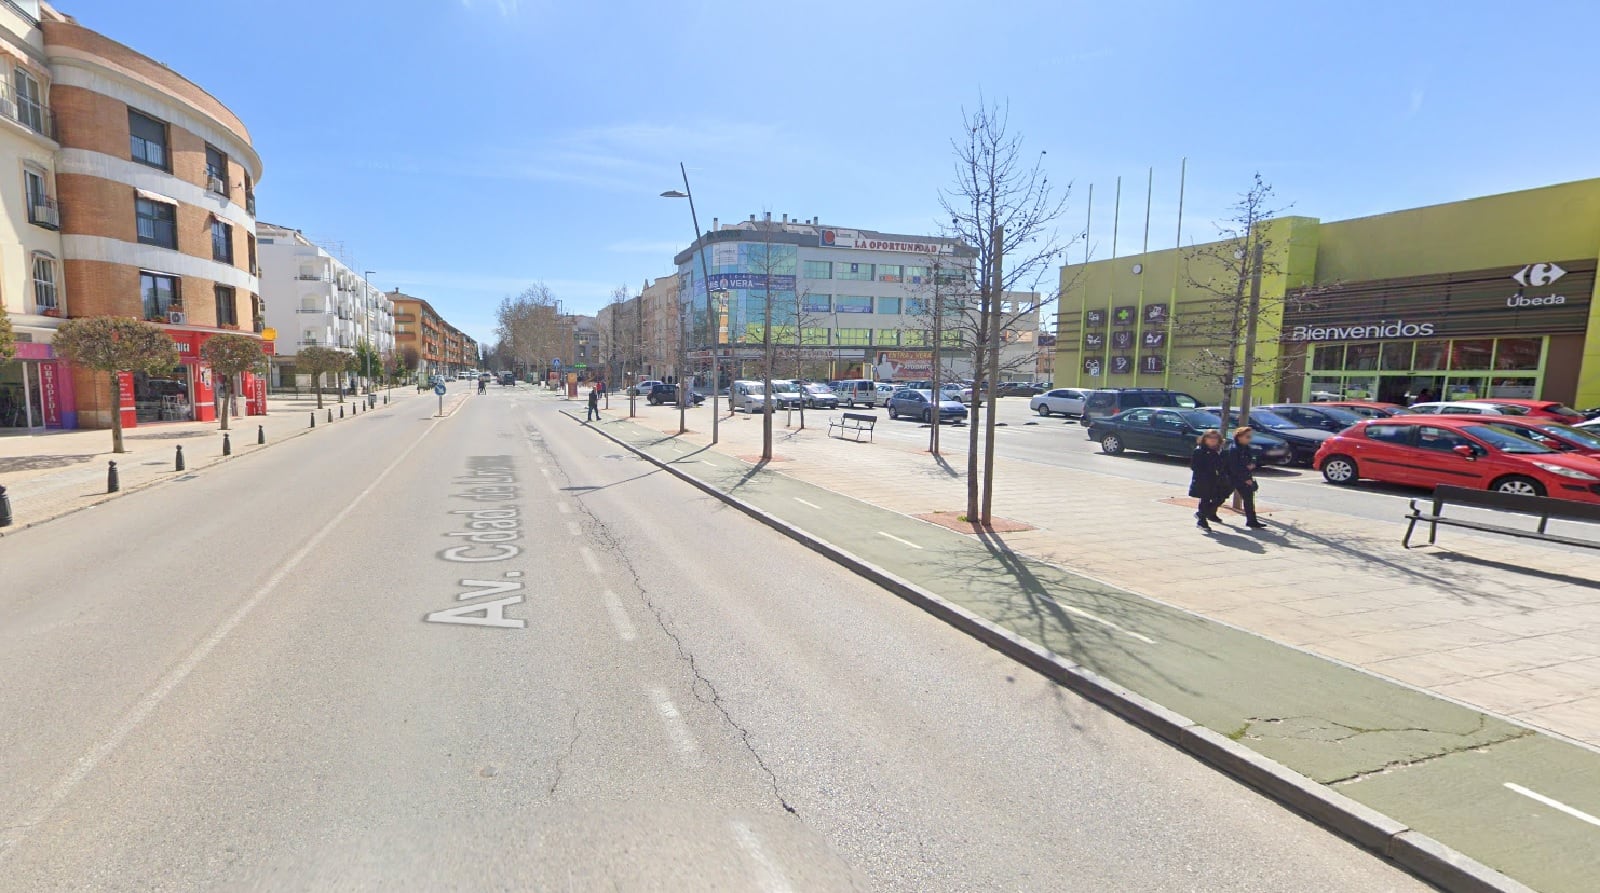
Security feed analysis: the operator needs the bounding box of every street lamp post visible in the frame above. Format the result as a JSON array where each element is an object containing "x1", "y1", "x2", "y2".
[{"x1": 661, "y1": 163, "x2": 720, "y2": 445}]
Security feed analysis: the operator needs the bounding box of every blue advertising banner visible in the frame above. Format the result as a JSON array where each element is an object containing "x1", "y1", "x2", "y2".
[{"x1": 707, "y1": 273, "x2": 796, "y2": 292}]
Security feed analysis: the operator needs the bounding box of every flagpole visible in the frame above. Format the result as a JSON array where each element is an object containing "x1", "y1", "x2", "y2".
[{"x1": 1164, "y1": 157, "x2": 1186, "y2": 389}]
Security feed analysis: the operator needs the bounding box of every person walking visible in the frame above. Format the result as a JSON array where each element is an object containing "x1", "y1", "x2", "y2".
[
  {"x1": 1189, "y1": 428, "x2": 1230, "y2": 531},
  {"x1": 1225, "y1": 427, "x2": 1267, "y2": 529},
  {"x1": 599, "y1": 379, "x2": 609, "y2": 409},
  {"x1": 585, "y1": 385, "x2": 601, "y2": 422}
]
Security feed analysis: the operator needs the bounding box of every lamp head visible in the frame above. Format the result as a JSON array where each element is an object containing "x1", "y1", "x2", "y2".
[{"x1": 660, "y1": 190, "x2": 688, "y2": 198}]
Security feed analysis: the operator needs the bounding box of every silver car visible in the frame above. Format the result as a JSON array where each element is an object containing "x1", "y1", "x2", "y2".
[{"x1": 1029, "y1": 387, "x2": 1093, "y2": 417}]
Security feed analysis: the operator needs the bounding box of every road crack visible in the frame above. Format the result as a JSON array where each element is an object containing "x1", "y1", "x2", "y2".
[
  {"x1": 1230, "y1": 714, "x2": 1535, "y2": 785},
  {"x1": 548, "y1": 705, "x2": 583, "y2": 796}
]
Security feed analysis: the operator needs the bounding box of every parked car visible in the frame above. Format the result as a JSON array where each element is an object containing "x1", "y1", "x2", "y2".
[
  {"x1": 1029, "y1": 387, "x2": 1093, "y2": 418},
  {"x1": 1203, "y1": 407, "x2": 1333, "y2": 466},
  {"x1": 730, "y1": 380, "x2": 801, "y2": 413},
  {"x1": 478, "y1": 372, "x2": 493, "y2": 383},
  {"x1": 1471, "y1": 398, "x2": 1590, "y2": 422},
  {"x1": 770, "y1": 380, "x2": 806, "y2": 409},
  {"x1": 1315, "y1": 417, "x2": 1600, "y2": 503},
  {"x1": 1314, "y1": 400, "x2": 1406, "y2": 419},
  {"x1": 1433, "y1": 415, "x2": 1600, "y2": 457},
  {"x1": 1257, "y1": 403, "x2": 1365, "y2": 433},
  {"x1": 800, "y1": 383, "x2": 840, "y2": 409},
  {"x1": 497, "y1": 372, "x2": 514, "y2": 386},
  {"x1": 1088, "y1": 408, "x2": 1292, "y2": 465},
  {"x1": 646, "y1": 382, "x2": 704, "y2": 406},
  {"x1": 1401, "y1": 401, "x2": 1512, "y2": 416},
  {"x1": 1081, "y1": 388, "x2": 1201, "y2": 427},
  {"x1": 887, "y1": 389, "x2": 969, "y2": 424},
  {"x1": 997, "y1": 382, "x2": 1047, "y2": 398},
  {"x1": 629, "y1": 379, "x2": 664, "y2": 396},
  {"x1": 873, "y1": 382, "x2": 897, "y2": 406},
  {"x1": 833, "y1": 380, "x2": 878, "y2": 407},
  {"x1": 1579, "y1": 418, "x2": 1600, "y2": 433}
]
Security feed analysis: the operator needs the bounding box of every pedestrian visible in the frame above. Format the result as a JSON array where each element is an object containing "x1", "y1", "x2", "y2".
[
  {"x1": 599, "y1": 378, "x2": 609, "y2": 409},
  {"x1": 477, "y1": 376, "x2": 486, "y2": 395},
  {"x1": 1225, "y1": 427, "x2": 1267, "y2": 529},
  {"x1": 585, "y1": 385, "x2": 601, "y2": 422},
  {"x1": 1189, "y1": 428, "x2": 1230, "y2": 531}
]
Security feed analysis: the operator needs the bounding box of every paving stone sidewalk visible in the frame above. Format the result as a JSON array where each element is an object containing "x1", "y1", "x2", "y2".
[{"x1": 598, "y1": 402, "x2": 1600, "y2": 750}]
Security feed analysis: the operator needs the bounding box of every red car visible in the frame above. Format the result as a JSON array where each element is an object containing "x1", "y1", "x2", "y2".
[
  {"x1": 1315, "y1": 400, "x2": 1406, "y2": 419},
  {"x1": 1314, "y1": 417, "x2": 1600, "y2": 503},
  {"x1": 1474, "y1": 398, "x2": 1589, "y2": 422},
  {"x1": 1431, "y1": 415, "x2": 1600, "y2": 457}
]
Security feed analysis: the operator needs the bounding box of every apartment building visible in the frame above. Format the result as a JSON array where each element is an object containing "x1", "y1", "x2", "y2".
[
  {"x1": 389, "y1": 289, "x2": 448, "y2": 378},
  {"x1": 257, "y1": 222, "x2": 394, "y2": 387},
  {"x1": 640, "y1": 274, "x2": 680, "y2": 381}
]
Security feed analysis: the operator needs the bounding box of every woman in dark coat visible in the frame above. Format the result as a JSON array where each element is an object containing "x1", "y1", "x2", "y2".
[
  {"x1": 1224, "y1": 426, "x2": 1267, "y2": 529},
  {"x1": 1189, "y1": 429, "x2": 1230, "y2": 531}
]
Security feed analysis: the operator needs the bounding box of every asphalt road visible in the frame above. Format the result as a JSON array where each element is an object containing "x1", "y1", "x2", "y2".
[{"x1": 0, "y1": 384, "x2": 1428, "y2": 891}]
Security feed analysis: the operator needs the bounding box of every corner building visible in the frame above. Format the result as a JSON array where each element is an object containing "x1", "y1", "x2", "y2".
[
  {"x1": 43, "y1": 7, "x2": 264, "y2": 427},
  {"x1": 1054, "y1": 178, "x2": 1600, "y2": 409}
]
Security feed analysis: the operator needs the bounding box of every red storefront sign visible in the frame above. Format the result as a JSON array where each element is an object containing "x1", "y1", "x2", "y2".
[
  {"x1": 117, "y1": 371, "x2": 137, "y2": 428},
  {"x1": 38, "y1": 362, "x2": 61, "y2": 427}
]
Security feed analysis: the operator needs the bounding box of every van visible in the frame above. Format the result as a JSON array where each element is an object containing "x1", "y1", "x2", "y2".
[
  {"x1": 833, "y1": 379, "x2": 878, "y2": 407},
  {"x1": 730, "y1": 380, "x2": 769, "y2": 413},
  {"x1": 1079, "y1": 388, "x2": 1200, "y2": 427}
]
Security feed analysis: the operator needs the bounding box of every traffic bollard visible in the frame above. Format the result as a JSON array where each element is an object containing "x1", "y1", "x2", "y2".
[
  {"x1": 310, "y1": 412, "x2": 315, "y2": 428},
  {"x1": 258, "y1": 425, "x2": 265, "y2": 445},
  {"x1": 223, "y1": 433, "x2": 232, "y2": 456},
  {"x1": 339, "y1": 405, "x2": 344, "y2": 419},
  {"x1": 107, "y1": 460, "x2": 119, "y2": 493},
  {"x1": 0, "y1": 484, "x2": 13, "y2": 527},
  {"x1": 327, "y1": 409, "x2": 333, "y2": 424},
  {"x1": 175, "y1": 445, "x2": 185, "y2": 471}
]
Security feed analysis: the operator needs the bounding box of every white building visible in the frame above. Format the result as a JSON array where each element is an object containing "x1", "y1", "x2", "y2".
[{"x1": 257, "y1": 222, "x2": 393, "y2": 387}]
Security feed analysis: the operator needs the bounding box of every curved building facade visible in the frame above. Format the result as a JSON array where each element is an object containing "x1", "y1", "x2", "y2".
[{"x1": 42, "y1": 8, "x2": 263, "y2": 427}]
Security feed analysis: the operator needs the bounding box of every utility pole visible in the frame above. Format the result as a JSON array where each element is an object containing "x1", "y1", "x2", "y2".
[
  {"x1": 981, "y1": 225, "x2": 1003, "y2": 526},
  {"x1": 630, "y1": 291, "x2": 641, "y2": 418}
]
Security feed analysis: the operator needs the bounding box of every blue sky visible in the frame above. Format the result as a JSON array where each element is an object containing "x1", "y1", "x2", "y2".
[{"x1": 63, "y1": 0, "x2": 1600, "y2": 345}]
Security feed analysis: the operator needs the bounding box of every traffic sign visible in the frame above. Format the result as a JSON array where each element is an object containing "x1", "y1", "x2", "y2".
[
  {"x1": 552, "y1": 358, "x2": 563, "y2": 370},
  {"x1": 433, "y1": 382, "x2": 447, "y2": 396}
]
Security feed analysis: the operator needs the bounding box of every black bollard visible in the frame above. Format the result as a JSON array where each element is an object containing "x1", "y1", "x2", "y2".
[
  {"x1": 310, "y1": 412, "x2": 315, "y2": 428},
  {"x1": 384, "y1": 394, "x2": 389, "y2": 404},
  {"x1": 327, "y1": 409, "x2": 333, "y2": 424},
  {"x1": 258, "y1": 424, "x2": 265, "y2": 445},
  {"x1": 175, "y1": 444, "x2": 186, "y2": 471},
  {"x1": 0, "y1": 484, "x2": 13, "y2": 527},
  {"x1": 107, "y1": 460, "x2": 120, "y2": 493},
  {"x1": 339, "y1": 405, "x2": 345, "y2": 419},
  {"x1": 222, "y1": 433, "x2": 232, "y2": 456}
]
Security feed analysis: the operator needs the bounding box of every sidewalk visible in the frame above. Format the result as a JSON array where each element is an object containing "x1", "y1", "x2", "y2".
[
  {"x1": 0, "y1": 385, "x2": 463, "y2": 534},
  {"x1": 573, "y1": 401, "x2": 1600, "y2": 893}
]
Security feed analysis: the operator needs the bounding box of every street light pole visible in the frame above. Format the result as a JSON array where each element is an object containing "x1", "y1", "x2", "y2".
[{"x1": 661, "y1": 163, "x2": 720, "y2": 445}]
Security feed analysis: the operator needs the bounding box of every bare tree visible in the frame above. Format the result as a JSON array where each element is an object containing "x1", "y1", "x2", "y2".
[
  {"x1": 939, "y1": 100, "x2": 1074, "y2": 524},
  {"x1": 496, "y1": 283, "x2": 565, "y2": 381}
]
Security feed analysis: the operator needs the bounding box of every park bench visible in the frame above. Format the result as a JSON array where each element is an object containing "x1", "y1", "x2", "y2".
[
  {"x1": 828, "y1": 411, "x2": 878, "y2": 443},
  {"x1": 1403, "y1": 484, "x2": 1600, "y2": 550}
]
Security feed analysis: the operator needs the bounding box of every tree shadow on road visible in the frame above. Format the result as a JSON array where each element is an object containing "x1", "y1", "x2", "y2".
[{"x1": 0, "y1": 454, "x2": 97, "y2": 473}]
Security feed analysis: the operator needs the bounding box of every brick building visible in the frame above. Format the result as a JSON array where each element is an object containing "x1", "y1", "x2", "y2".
[{"x1": 36, "y1": 3, "x2": 264, "y2": 428}]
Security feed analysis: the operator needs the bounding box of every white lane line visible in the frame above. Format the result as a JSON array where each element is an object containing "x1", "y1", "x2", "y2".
[
  {"x1": 601, "y1": 590, "x2": 637, "y2": 641},
  {"x1": 0, "y1": 415, "x2": 444, "y2": 860},
  {"x1": 1050, "y1": 598, "x2": 1158, "y2": 645},
  {"x1": 794, "y1": 498, "x2": 821, "y2": 510},
  {"x1": 556, "y1": 501, "x2": 572, "y2": 514},
  {"x1": 565, "y1": 521, "x2": 582, "y2": 537},
  {"x1": 579, "y1": 546, "x2": 602, "y2": 575},
  {"x1": 650, "y1": 688, "x2": 699, "y2": 757},
  {"x1": 1505, "y1": 782, "x2": 1600, "y2": 828},
  {"x1": 539, "y1": 467, "x2": 552, "y2": 478},
  {"x1": 730, "y1": 820, "x2": 795, "y2": 893},
  {"x1": 878, "y1": 531, "x2": 923, "y2": 549}
]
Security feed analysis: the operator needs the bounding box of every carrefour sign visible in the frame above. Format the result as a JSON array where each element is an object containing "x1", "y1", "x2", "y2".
[{"x1": 819, "y1": 229, "x2": 954, "y2": 256}]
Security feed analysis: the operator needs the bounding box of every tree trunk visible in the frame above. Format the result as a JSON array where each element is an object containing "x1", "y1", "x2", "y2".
[
  {"x1": 315, "y1": 373, "x2": 324, "y2": 408},
  {"x1": 981, "y1": 225, "x2": 1004, "y2": 526},
  {"x1": 1238, "y1": 239, "x2": 1266, "y2": 423},
  {"x1": 109, "y1": 371, "x2": 125, "y2": 454},
  {"x1": 965, "y1": 333, "x2": 985, "y2": 520},
  {"x1": 219, "y1": 379, "x2": 231, "y2": 430}
]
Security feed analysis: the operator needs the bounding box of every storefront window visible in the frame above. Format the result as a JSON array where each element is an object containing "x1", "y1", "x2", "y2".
[
  {"x1": 1494, "y1": 338, "x2": 1541, "y2": 371},
  {"x1": 0, "y1": 361, "x2": 44, "y2": 428},
  {"x1": 1380, "y1": 341, "x2": 1413, "y2": 371},
  {"x1": 836, "y1": 328, "x2": 871, "y2": 346},
  {"x1": 1343, "y1": 343, "x2": 1380, "y2": 370},
  {"x1": 1449, "y1": 339, "x2": 1494, "y2": 370},
  {"x1": 905, "y1": 265, "x2": 930, "y2": 284},
  {"x1": 1488, "y1": 377, "x2": 1537, "y2": 398},
  {"x1": 1308, "y1": 375, "x2": 1344, "y2": 400},
  {"x1": 1312, "y1": 345, "x2": 1344, "y2": 370},
  {"x1": 1414, "y1": 341, "x2": 1448, "y2": 370},
  {"x1": 835, "y1": 263, "x2": 874, "y2": 281},
  {"x1": 134, "y1": 367, "x2": 193, "y2": 422},
  {"x1": 876, "y1": 264, "x2": 902, "y2": 283}
]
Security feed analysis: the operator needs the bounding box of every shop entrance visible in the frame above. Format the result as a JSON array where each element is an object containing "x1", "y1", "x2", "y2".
[
  {"x1": 1305, "y1": 336, "x2": 1544, "y2": 405},
  {"x1": 1, "y1": 360, "x2": 45, "y2": 430},
  {"x1": 133, "y1": 367, "x2": 194, "y2": 423}
]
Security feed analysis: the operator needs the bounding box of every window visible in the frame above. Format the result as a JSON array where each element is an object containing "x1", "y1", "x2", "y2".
[
  {"x1": 129, "y1": 110, "x2": 169, "y2": 169},
  {"x1": 802, "y1": 293, "x2": 831, "y2": 313},
  {"x1": 211, "y1": 218, "x2": 233, "y2": 263},
  {"x1": 904, "y1": 298, "x2": 927, "y2": 316},
  {"x1": 247, "y1": 233, "x2": 258, "y2": 275},
  {"x1": 835, "y1": 295, "x2": 873, "y2": 314},
  {"x1": 877, "y1": 329, "x2": 900, "y2": 347},
  {"x1": 836, "y1": 328, "x2": 871, "y2": 346},
  {"x1": 1494, "y1": 338, "x2": 1541, "y2": 371},
  {"x1": 905, "y1": 265, "x2": 930, "y2": 284},
  {"x1": 23, "y1": 167, "x2": 55, "y2": 228},
  {"x1": 876, "y1": 297, "x2": 901, "y2": 315},
  {"x1": 802, "y1": 260, "x2": 832, "y2": 280},
  {"x1": 31, "y1": 254, "x2": 57, "y2": 310},
  {"x1": 1343, "y1": 343, "x2": 1379, "y2": 370},
  {"x1": 1415, "y1": 425, "x2": 1471, "y2": 452},
  {"x1": 800, "y1": 328, "x2": 829, "y2": 345},
  {"x1": 836, "y1": 262, "x2": 874, "y2": 281},
  {"x1": 204, "y1": 145, "x2": 229, "y2": 195},
  {"x1": 1380, "y1": 341, "x2": 1414, "y2": 370},
  {"x1": 136, "y1": 196, "x2": 177, "y2": 249},
  {"x1": 1449, "y1": 339, "x2": 1494, "y2": 370},
  {"x1": 1364, "y1": 424, "x2": 1412, "y2": 445},
  {"x1": 140, "y1": 271, "x2": 180, "y2": 320},
  {"x1": 1413, "y1": 340, "x2": 1448, "y2": 370},
  {"x1": 13, "y1": 67, "x2": 44, "y2": 134},
  {"x1": 1312, "y1": 344, "x2": 1344, "y2": 370},
  {"x1": 214, "y1": 285, "x2": 237, "y2": 326},
  {"x1": 901, "y1": 329, "x2": 929, "y2": 346},
  {"x1": 876, "y1": 264, "x2": 902, "y2": 283}
]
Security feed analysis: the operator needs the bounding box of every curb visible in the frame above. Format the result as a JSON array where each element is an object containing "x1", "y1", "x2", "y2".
[
  {"x1": 0, "y1": 392, "x2": 414, "y2": 538},
  {"x1": 568, "y1": 410, "x2": 1532, "y2": 893}
]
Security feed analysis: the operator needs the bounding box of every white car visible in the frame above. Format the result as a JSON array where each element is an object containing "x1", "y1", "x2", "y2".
[
  {"x1": 1400, "y1": 401, "x2": 1516, "y2": 416},
  {"x1": 1029, "y1": 387, "x2": 1093, "y2": 417},
  {"x1": 1576, "y1": 418, "x2": 1600, "y2": 433},
  {"x1": 630, "y1": 380, "x2": 664, "y2": 396},
  {"x1": 872, "y1": 382, "x2": 897, "y2": 407}
]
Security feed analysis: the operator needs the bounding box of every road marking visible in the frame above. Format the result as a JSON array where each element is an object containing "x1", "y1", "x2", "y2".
[
  {"x1": 602, "y1": 589, "x2": 637, "y2": 641},
  {"x1": 1505, "y1": 782, "x2": 1600, "y2": 828},
  {"x1": 565, "y1": 521, "x2": 582, "y2": 537},
  {"x1": 540, "y1": 467, "x2": 552, "y2": 478},
  {"x1": 794, "y1": 498, "x2": 821, "y2": 509},
  {"x1": 579, "y1": 546, "x2": 602, "y2": 574},
  {"x1": 730, "y1": 821, "x2": 795, "y2": 893},
  {"x1": 878, "y1": 531, "x2": 923, "y2": 549},
  {"x1": 0, "y1": 415, "x2": 444, "y2": 861},
  {"x1": 1049, "y1": 598, "x2": 1158, "y2": 645},
  {"x1": 556, "y1": 501, "x2": 572, "y2": 514},
  {"x1": 650, "y1": 688, "x2": 699, "y2": 757}
]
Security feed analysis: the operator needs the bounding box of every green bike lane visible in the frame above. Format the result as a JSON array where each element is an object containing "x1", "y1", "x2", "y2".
[{"x1": 570, "y1": 410, "x2": 1600, "y2": 893}]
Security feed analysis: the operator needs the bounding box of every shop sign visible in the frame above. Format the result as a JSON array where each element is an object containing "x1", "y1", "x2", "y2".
[
  {"x1": 1141, "y1": 356, "x2": 1164, "y2": 373},
  {"x1": 1112, "y1": 306, "x2": 1136, "y2": 326},
  {"x1": 1083, "y1": 357, "x2": 1103, "y2": 376},
  {"x1": 1506, "y1": 294, "x2": 1565, "y2": 308},
  {"x1": 1111, "y1": 331, "x2": 1134, "y2": 350},
  {"x1": 1142, "y1": 330, "x2": 1166, "y2": 348},
  {"x1": 874, "y1": 350, "x2": 934, "y2": 380},
  {"x1": 705, "y1": 273, "x2": 796, "y2": 292},
  {"x1": 38, "y1": 362, "x2": 61, "y2": 427},
  {"x1": 1085, "y1": 310, "x2": 1106, "y2": 328},
  {"x1": 1109, "y1": 356, "x2": 1133, "y2": 375},
  {"x1": 1143, "y1": 303, "x2": 1169, "y2": 323},
  {"x1": 819, "y1": 229, "x2": 954, "y2": 256},
  {"x1": 1287, "y1": 320, "x2": 1438, "y2": 342},
  {"x1": 1084, "y1": 332, "x2": 1104, "y2": 349}
]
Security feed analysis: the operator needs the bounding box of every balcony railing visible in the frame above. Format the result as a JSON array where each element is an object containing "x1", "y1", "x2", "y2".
[
  {"x1": 0, "y1": 83, "x2": 55, "y2": 140},
  {"x1": 27, "y1": 194, "x2": 58, "y2": 229},
  {"x1": 295, "y1": 307, "x2": 329, "y2": 314},
  {"x1": 296, "y1": 273, "x2": 331, "y2": 281}
]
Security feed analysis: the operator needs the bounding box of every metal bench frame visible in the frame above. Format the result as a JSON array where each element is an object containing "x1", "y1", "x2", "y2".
[
  {"x1": 828, "y1": 412, "x2": 878, "y2": 443},
  {"x1": 1403, "y1": 484, "x2": 1600, "y2": 550}
]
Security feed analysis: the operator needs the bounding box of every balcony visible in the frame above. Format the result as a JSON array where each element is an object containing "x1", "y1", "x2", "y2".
[
  {"x1": 27, "y1": 194, "x2": 58, "y2": 229},
  {"x1": 296, "y1": 271, "x2": 331, "y2": 281},
  {"x1": 0, "y1": 84, "x2": 55, "y2": 141}
]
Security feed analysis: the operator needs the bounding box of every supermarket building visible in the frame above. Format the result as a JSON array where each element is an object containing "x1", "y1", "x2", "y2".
[{"x1": 1054, "y1": 178, "x2": 1600, "y2": 410}]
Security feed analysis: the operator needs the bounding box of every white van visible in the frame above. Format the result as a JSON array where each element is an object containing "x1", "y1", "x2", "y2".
[
  {"x1": 833, "y1": 379, "x2": 878, "y2": 407},
  {"x1": 731, "y1": 380, "x2": 769, "y2": 413}
]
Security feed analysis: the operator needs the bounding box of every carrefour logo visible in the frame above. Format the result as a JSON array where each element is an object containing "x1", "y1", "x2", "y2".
[{"x1": 1287, "y1": 320, "x2": 1437, "y2": 342}]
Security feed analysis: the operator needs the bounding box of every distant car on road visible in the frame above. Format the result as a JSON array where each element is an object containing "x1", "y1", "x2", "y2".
[
  {"x1": 1029, "y1": 387, "x2": 1093, "y2": 418},
  {"x1": 997, "y1": 382, "x2": 1046, "y2": 398},
  {"x1": 887, "y1": 389, "x2": 968, "y2": 424},
  {"x1": 629, "y1": 379, "x2": 664, "y2": 396},
  {"x1": 647, "y1": 382, "x2": 704, "y2": 406},
  {"x1": 1088, "y1": 408, "x2": 1291, "y2": 465},
  {"x1": 498, "y1": 372, "x2": 515, "y2": 386}
]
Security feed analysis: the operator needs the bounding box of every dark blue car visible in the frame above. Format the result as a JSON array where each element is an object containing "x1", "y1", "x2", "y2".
[
  {"x1": 1087, "y1": 408, "x2": 1293, "y2": 465},
  {"x1": 887, "y1": 389, "x2": 969, "y2": 424}
]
